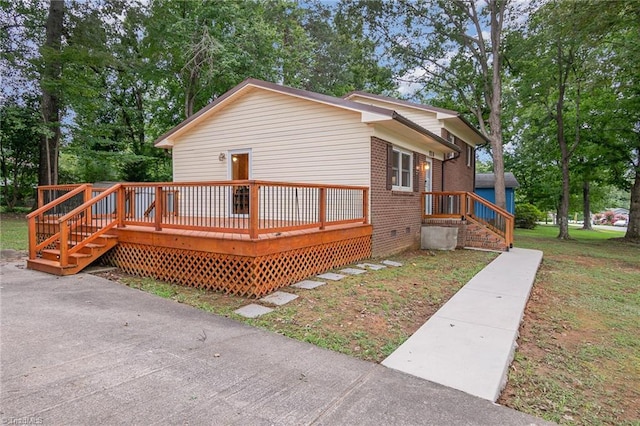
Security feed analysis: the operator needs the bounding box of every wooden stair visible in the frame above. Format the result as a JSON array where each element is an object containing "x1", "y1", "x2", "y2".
[
  {"x1": 464, "y1": 222, "x2": 509, "y2": 251},
  {"x1": 27, "y1": 234, "x2": 118, "y2": 276}
]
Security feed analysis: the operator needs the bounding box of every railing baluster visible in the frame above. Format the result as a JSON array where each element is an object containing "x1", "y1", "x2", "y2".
[{"x1": 155, "y1": 185, "x2": 163, "y2": 231}]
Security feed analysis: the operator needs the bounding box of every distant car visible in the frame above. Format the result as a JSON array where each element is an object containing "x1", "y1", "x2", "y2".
[{"x1": 613, "y1": 219, "x2": 628, "y2": 227}]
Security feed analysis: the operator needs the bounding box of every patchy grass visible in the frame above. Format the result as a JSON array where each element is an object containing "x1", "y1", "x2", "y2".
[
  {"x1": 101, "y1": 249, "x2": 498, "y2": 363},
  {"x1": 0, "y1": 213, "x2": 29, "y2": 251},
  {"x1": 499, "y1": 225, "x2": 640, "y2": 425}
]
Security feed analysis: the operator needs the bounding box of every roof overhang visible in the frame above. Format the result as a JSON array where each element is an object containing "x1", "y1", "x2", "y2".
[{"x1": 345, "y1": 91, "x2": 490, "y2": 146}]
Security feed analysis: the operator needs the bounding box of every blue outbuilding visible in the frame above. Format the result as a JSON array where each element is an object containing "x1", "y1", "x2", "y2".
[{"x1": 475, "y1": 173, "x2": 519, "y2": 215}]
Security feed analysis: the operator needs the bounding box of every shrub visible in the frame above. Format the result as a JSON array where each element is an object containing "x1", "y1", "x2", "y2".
[{"x1": 515, "y1": 203, "x2": 543, "y2": 229}]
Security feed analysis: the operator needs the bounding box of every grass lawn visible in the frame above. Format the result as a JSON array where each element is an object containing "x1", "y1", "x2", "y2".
[
  {"x1": 0, "y1": 213, "x2": 29, "y2": 251},
  {"x1": 499, "y1": 225, "x2": 640, "y2": 425}
]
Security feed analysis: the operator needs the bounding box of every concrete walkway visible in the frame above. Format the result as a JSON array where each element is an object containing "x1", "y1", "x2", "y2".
[
  {"x1": 383, "y1": 248, "x2": 544, "y2": 402},
  {"x1": 0, "y1": 260, "x2": 551, "y2": 425}
]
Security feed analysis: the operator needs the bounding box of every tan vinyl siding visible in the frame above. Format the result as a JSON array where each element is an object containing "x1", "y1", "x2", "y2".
[{"x1": 172, "y1": 90, "x2": 372, "y2": 187}]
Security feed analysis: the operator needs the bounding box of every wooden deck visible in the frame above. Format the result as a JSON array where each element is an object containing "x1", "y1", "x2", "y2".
[
  {"x1": 28, "y1": 181, "x2": 372, "y2": 297},
  {"x1": 102, "y1": 222, "x2": 372, "y2": 297}
]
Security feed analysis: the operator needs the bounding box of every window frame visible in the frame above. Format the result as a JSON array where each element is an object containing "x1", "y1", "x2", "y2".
[
  {"x1": 391, "y1": 147, "x2": 413, "y2": 191},
  {"x1": 466, "y1": 145, "x2": 473, "y2": 168}
]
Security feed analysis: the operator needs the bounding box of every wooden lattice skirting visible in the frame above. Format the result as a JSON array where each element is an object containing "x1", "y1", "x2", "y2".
[{"x1": 101, "y1": 233, "x2": 371, "y2": 298}]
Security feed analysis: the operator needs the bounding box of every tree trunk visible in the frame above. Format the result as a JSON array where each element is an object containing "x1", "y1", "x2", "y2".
[
  {"x1": 582, "y1": 180, "x2": 592, "y2": 230},
  {"x1": 489, "y1": 0, "x2": 506, "y2": 210},
  {"x1": 556, "y1": 40, "x2": 571, "y2": 240},
  {"x1": 558, "y1": 153, "x2": 571, "y2": 239},
  {"x1": 38, "y1": 0, "x2": 64, "y2": 186},
  {"x1": 556, "y1": 103, "x2": 571, "y2": 239},
  {"x1": 624, "y1": 164, "x2": 640, "y2": 241}
]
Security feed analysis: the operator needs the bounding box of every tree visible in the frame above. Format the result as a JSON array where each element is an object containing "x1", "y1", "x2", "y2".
[
  {"x1": 38, "y1": 0, "x2": 64, "y2": 186},
  {"x1": 352, "y1": 0, "x2": 514, "y2": 209},
  {"x1": 508, "y1": 0, "x2": 608, "y2": 239},
  {"x1": 300, "y1": 1, "x2": 395, "y2": 96},
  {"x1": 0, "y1": 98, "x2": 41, "y2": 209}
]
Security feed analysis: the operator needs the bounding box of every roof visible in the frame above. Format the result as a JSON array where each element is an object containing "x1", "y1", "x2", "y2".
[
  {"x1": 475, "y1": 173, "x2": 520, "y2": 189},
  {"x1": 344, "y1": 91, "x2": 490, "y2": 144},
  {"x1": 153, "y1": 78, "x2": 459, "y2": 152}
]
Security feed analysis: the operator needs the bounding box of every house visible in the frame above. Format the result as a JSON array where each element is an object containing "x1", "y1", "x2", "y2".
[
  {"x1": 475, "y1": 173, "x2": 519, "y2": 215},
  {"x1": 154, "y1": 78, "x2": 490, "y2": 256},
  {"x1": 27, "y1": 79, "x2": 513, "y2": 297}
]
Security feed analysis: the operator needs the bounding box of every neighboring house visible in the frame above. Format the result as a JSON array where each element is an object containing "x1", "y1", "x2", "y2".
[
  {"x1": 154, "y1": 78, "x2": 488, "y2": 256},
  {"x1": 475, "y1": 173, "x2": 519, "y2": 215}
]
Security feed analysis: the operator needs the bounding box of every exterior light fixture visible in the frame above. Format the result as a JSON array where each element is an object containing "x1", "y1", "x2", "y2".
[{"x1": 218, "y1": 153, "x2": 226, "y2": 162}]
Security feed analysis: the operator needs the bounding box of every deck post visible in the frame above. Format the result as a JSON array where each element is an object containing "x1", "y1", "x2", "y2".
[
  {"x1": 117, "y1": 185, "x2": 126, "y2": 228},
  {"x1": 460, "y1": 192, "x2": 467, "y2": 220},
  {"x1": 84, "y1": 185, "x2": 93, "y2": 224},
  {"x1": 59, "y1": 219, "x2": 68, "y2": 268},
  {"x1": 37, "y1": 189, "x2": 44, "y2": 208},
  {"x1": 249, "y1": 182, "x2": 259, "y2": 239},
  {"x1": 28, "y1": 216, "x2": 37, "y2": 259},
  {"x1": 319, "y1": 187, "x2": 326, "y2": 230},
  {"x1": 155, "y1": 185, "x2": 163, "y2": 231},
  {"x1": 363, "y1": 188, "x2": 369, "y2": 224}
]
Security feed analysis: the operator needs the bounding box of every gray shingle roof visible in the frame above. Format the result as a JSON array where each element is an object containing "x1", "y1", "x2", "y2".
[{"x1": 475, "y1": 173, "x2": 519, "y2": 189}]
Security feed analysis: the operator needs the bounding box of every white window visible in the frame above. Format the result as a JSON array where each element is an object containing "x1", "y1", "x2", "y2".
[
  {"x1": 466, "y1": 145, "x2": 473, "y2": 167},
  {"x1": 392, "y1": 147, "x2": 412, "y2": 190}
]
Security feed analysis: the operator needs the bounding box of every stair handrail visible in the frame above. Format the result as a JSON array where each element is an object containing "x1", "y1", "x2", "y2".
[
  {"x1": 57, "y1": 184, "x2": 123, "y2": 266},
  {"x1": 27, "y1": 184, "x2": 91, "y2": 259},
  {"x1": 464, "y1": 192, "x2": 515, "y2": 247},
  {"x1": 464, "y1": 191, "x2": 514, "y2": 219}
]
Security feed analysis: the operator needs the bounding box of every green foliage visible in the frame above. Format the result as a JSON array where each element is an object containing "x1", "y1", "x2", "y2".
[
  {"x1": 2, "y1": 0, "x2": 394, "y2": 187},
  {"x1": 515, "y1": 203, "x2": 543, "y2": 229},
  {"x1": 0, "y1": 97, "x2": 41, "y2": 208}
]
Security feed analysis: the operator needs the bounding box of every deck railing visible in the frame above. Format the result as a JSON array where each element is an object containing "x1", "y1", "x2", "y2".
[
  {"x1": 28, "y1": 184, "x2": 92, "y2": 258},
  {"x1": 37, "y1": 184, "x2": 84, "y2": 208},
  {"x1": 31, "y1": 180, "x2": 369, "y2": 246},
  {"x1": 28, "y1": 184, "x2": 125, "y2": 264},
  {"x1": 422, "y1": 191, "x2": 514, "y2": 247}
]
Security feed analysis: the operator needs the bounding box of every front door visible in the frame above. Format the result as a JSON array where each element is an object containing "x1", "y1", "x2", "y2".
[
  {"x1": 424, "y1": 159, "x2": 433, "y2": 215},
  {"x1": 229, "y1": 150, "x2": 250, "y2": 215}
]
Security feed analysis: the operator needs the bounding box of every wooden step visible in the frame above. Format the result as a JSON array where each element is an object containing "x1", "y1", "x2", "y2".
[
  {"x1": 41, "y1": 249, "x2": 93, "y2": 263},
  {"x1": 27, "y1": 258, "x2": 78, "y2": 276},
  {"x1": 69, "y1": 232, "x2": 118, "y2": 239},
  {"x1": 28, "y1": 233, "x2": 119, "y2": 276}
]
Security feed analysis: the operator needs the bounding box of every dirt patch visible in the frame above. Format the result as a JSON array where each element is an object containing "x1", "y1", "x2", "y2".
[{"x1": 0, "y1": 249, "x2": 28, "y2": 263}]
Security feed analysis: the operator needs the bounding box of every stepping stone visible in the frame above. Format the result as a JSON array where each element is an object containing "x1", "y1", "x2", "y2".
[
  {"x1": 340, "y1": 268, "x2": 367, "y2": 275},
  {"x1": 260, "y1": 291, "x2": 298, "y2": 306},
  {"x1": 317, "y1": 272, "x2": 346, "y2": 281},
  {"x1": 356, "y1": 263, "x2": 387, "y2": 271},
  {"x1": 382, "y1": 260, "x2": 403, "y2": 267},
  {"x1": 234, "y1": 304, "x2": 273, "y2": 318},
  {"x1": 291, "y1": 280, "x2": 326, "y2": 289}
]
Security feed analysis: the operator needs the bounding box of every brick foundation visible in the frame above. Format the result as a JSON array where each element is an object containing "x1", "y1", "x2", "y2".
[{"x1": 422, "y1": 219, "x2": 508, "y2": 251}]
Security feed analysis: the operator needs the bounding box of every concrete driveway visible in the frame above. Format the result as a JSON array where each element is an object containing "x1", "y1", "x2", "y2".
[{"x1": 0, "y1": 261, "x2": 550, "y2": 425}]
